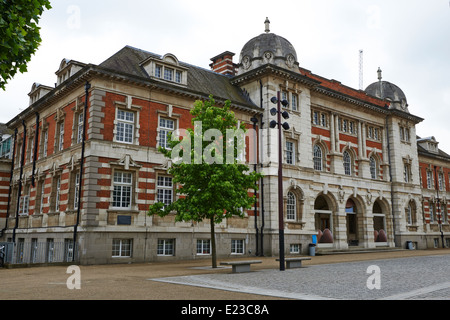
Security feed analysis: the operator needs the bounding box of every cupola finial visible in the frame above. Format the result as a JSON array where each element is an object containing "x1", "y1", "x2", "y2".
[
  {"x1": 264, "y1": 17, "x2": 270, "y2": 33},
  {"x1": 377, "y1": 67, "x2": 382, "y2": 81}
]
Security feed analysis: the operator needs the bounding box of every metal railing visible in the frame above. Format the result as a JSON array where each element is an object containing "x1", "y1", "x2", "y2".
[{"x1": 0, "y1": 241, "x2": 78, "y2": 266}]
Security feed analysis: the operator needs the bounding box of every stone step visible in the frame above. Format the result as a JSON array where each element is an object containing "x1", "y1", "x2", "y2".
[{"x1": 315, "y1": 247, "x2": 408, "y2": 255}]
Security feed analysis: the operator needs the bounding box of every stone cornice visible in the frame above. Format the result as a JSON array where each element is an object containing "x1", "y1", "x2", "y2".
[
  {"x1": 230, "y1": 64, "x2": 321, "y2": 88},
  {"x1": 7, "y1": 64, "x2": 262, "y2": 128}
]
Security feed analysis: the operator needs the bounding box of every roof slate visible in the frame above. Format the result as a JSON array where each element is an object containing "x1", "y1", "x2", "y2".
[{"x1": 99, "y1": 46, "x2": 257, "y2": 110}]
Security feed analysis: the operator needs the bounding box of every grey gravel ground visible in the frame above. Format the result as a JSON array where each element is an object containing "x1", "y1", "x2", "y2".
[{"x1": 152, "y1": 254, "x2": 450, "y2": 300}]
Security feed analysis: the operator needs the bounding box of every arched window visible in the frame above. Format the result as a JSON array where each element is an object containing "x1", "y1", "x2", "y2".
[
  {"x1": 370, "y1": 156, "x2": 377, "y2": 179},
  {"x1": 313, "y1": 145, "x2": 323, "y2": 171},
  {"x1": 286, "y1": 192, "x2": 296, "y2": 220},
  {"x1": 343, "y1": 151, "x2": 352, "y2": 176}
]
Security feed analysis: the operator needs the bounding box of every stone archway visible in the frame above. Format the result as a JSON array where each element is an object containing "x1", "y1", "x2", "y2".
[
  {"x1": 344, "y1": 196, "x2": 366, "y2": 247},
  {"x1": 314, "y1": 193, "x2": 338, "y2": 244},
  {"x1": 345, "y1": 198, "x2": 359, "y2": 246},
  {"x1": 373, "y1": 199, "x2": 387, "y2": 242}
]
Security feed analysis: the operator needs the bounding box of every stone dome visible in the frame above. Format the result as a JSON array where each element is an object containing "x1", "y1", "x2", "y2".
[
  {"x1": 237, "y1": 18, "x2": 299, "y2": 74},
  {"x1": 365, "y1": 68, "x2": 409, "y2": 112}
]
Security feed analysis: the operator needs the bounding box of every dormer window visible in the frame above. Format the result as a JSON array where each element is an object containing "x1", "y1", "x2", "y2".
[
  {"x1": 141, "y1": 53, "x2": 187, "y2": 86},
  {"x1": 55, "y1": 58, "x2": 86, "y2": 86},
  {"x1": 417, "y1": 136, "x2": 439, "y2": 154},
  {"x1": 28, "y1": 83, "x2": 52, "y2": 106}
]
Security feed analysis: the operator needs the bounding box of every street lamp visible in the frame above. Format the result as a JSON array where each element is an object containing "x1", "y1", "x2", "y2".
[{"x1": 270, "y1": 91, "x2": 289, "y2": 271}]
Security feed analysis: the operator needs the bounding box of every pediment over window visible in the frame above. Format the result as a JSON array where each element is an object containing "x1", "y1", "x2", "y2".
[
  {"x1": 153, "y1": 158, "x2": 172, "y2": 171},
  {"x1": 111, "y1": 154, "x2": 141, "y2": 170}
]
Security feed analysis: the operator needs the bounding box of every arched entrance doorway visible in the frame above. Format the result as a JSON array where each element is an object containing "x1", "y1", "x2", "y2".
[
  {"x1": 373, "y1": 200, "x2": 387, "y2": 243},
  {"x1": 314, "y1": 194, "x2": 334, "y2": 243},
  {"x1": 345, "y1": 198, "x2": 359, "y2": 246}
]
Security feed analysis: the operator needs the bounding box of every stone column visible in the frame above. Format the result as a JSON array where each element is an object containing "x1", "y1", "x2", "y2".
[{"x1": 330, "y1": 113, "x2": 336, "y2": 152}]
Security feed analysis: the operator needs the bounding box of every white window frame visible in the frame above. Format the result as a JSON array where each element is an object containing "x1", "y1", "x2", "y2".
[
  {"x1": 164, "y1": 67, "x2": 174, "y2": 81},
  {"x1": 370, "y1": 156, "x2": 377, "y2": 179},
  {"x1": 112, "y1": 239, "x2": 132, "y2": 257},
  {"x1": 343, "y1": 151, "x2": 352, "y2": 176},
  {"x1": 290, "y1": 243, "x2": 301, "y2": 254},
  {"x1": 155, "y1": 65, "x2": 162, "y2": 78},
  {"x1": 77, "y1": 112, "x2": 84, "y2": 144},
  {"x1": 286, "y1": 191, "x2": 296, "y2": 220},
  {"x1": 426, "y1": 170, "x2": 433, "y2": 189},
  {"x1": 196, "y1": 239, "x2": 211, "y2": 255},
  {"x1": 429, "y1": 202, "x2": 436, "y2": 223},
  {"x1": 291, "y1": 93, "x2": 298, "y2": 111},
  {"x1": 43, "y1": 130, "x2": 48, "y2": 157},
  {"x1": 55, "y1": 178, "x2": 61, "y2": 212},
  {"x1": 64, "y1": 239, "x2": 74, "y2": 262},
  {"x1": 39, "y1": 182, "x2": 45, "y2": 214},
  {"x1": 313, "y1": 144, "x2": 323, "y2": 171},
  {"x1": 29, "y1": 136, "x2": 34, "y2": 164},
  {"x1": 281, "y1": 91, "x2": 288, "y2": 107},
  {"x1": 231, "y1": 239, "x2": 244, "y2": 254},
  {"x1": 58, "y1": 122, "x2": 65, "y2": 151},
  {"x1": 438, "y1": 172, "x2": 445, "y2": 191},
  {"x1": 112, "y1": 171, "x2": 132, "y2": 209},
  {"x1": 158, "y1": 118, "x2": 175, "y2": 149},
  {"x1": 157, "y1": 239, "x2": 175, "y2": 256},
  {"x1": 286, "y1": 141, "x2": 294, "y2": 165},
  {"x1": 115, "y1": 109, "x2": 135, "y2": 144},
  {"x1": 175, "y1": 70, "x2": 182, "y2": 83},
  {"x1": 313, "y1": 111, "x2": 319, "y2": 125},
  {"x1": 157, "y1": 176, "x2": 173, "y2": 207},
  {"x1": 19, "y1": 195, "x2": 30, "y2": 216},
  {"x1": 74, "y1": 172, "x2": 80, "y2": 210},
  {"x1": 404, "y1": 163, "x2": 412, "y2": 183}
]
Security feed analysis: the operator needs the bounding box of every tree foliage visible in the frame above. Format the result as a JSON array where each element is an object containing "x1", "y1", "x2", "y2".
[
  {"x1": 0, "y1": 0, "x2": 52, "y2": 90},
  {"x1": 148, "y1": 96, "x2": 262, "y2": 267}
]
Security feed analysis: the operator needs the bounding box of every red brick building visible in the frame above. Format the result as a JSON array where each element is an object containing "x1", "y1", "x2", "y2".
[{"x1": 0, "y1": 20, "x2": 448, "y2": 265}]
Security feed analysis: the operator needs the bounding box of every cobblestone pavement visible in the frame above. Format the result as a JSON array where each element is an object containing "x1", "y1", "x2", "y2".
[{"x1": 151, "y1": 254, "x2": 450, "y2": 300}]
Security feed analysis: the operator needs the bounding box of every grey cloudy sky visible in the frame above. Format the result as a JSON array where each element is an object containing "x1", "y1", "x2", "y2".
[{"x1": 1, "y1": 0, "x2": 449, "y2": 151}]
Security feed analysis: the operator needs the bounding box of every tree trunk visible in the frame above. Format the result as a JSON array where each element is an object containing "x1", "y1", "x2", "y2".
[{"x1": 210, "y1": 218, "x2": 217, "y2": 268}]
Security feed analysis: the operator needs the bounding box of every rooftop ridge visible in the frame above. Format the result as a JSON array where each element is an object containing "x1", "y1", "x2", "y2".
[{"x1": 299, "y1": 67, "x2": 388, "y2": 108}]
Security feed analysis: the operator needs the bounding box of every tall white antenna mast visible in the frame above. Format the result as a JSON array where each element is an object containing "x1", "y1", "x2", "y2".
[{"x1": 359, "y1": 50, "x2": 364, "y2": 90}]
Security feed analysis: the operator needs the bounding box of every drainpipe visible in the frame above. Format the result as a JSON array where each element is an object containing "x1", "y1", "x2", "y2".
[
  {"x1": 72, "y1": 81, "x2": 90, "y2": 261},
  {"x1": 12, "y1": 121, "x2": 27, "y2": 243},
  {"x1": 1, "y1": 128, "x2": 17, "y2": 238},
  {"x1": 251, "y1": 116, "x2": 259, "y2": 256},
  {"x1": 31, "y1": 112, "x2": 39, "y2": 187},
  {"x1": 259, "y1": 80, "x2": 265, "y2": 256}
]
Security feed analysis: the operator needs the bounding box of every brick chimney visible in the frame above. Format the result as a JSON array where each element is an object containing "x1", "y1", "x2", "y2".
[{"x1": 209, "y1": 51, "x2": 236, "y2": 76}]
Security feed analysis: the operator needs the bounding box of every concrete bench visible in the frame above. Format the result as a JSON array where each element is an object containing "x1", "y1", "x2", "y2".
[
  {"x1": 276, "y1": 257, "x2": 311, "y2": 269},
  {"x1": 220, "y1": 260, "x2": 262, "y2": 273}
]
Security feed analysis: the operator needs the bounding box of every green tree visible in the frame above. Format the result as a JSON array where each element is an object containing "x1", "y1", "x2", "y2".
[
  {"x1": 0, "y1": 0, "x2": 52, "y2": 90},
  {"x1": 148, "y1": 96, "x2": 262, "y2": 268}
]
